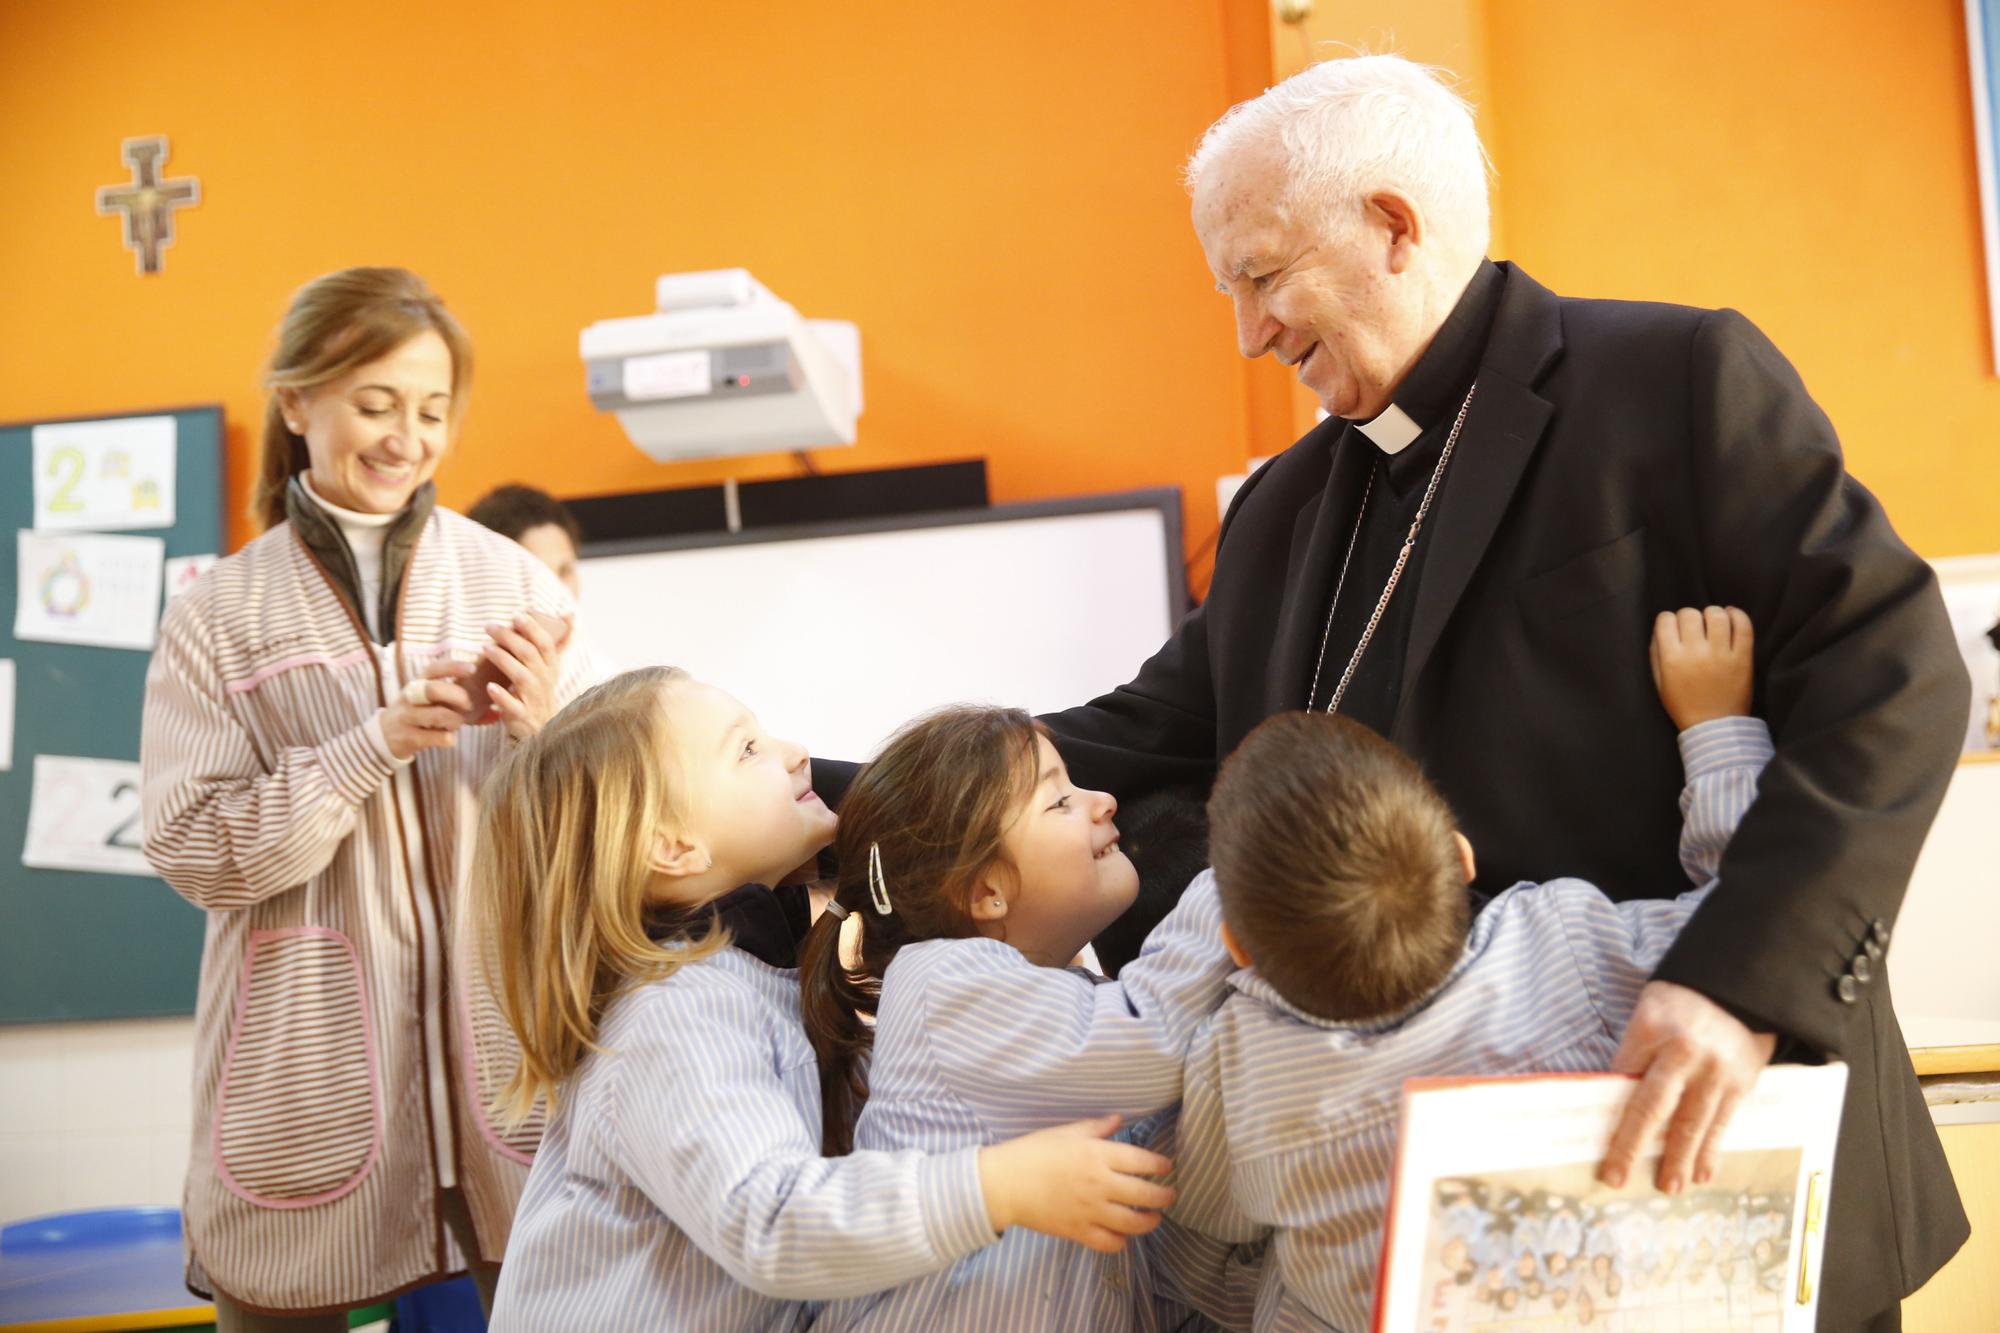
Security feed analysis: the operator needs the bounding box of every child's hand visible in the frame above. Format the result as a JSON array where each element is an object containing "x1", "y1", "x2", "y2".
[
  {"x1": 976, "y1": 1114, "x2": 1174, "y2": 1253},
  {"x1": 1650, "y1": 606, "x2": 1753, "y2": 730}
]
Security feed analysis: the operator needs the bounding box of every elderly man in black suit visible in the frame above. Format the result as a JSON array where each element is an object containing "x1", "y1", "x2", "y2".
[{"x1": 1041, "y1": 55, "x2": 1966, "y2": 1330}]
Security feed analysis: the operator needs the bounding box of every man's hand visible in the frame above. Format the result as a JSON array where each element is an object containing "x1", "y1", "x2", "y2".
[{"x1": 1600, "y1": 980, "x2": 1776, "y2": 1193}]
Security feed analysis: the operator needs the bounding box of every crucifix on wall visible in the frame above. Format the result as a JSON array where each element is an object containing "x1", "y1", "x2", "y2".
[{"x1": 96, "y1": 136, "x2": 200, "y2": 275}]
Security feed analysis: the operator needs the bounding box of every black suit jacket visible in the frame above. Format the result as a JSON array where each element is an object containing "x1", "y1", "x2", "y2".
[{"x1": 1040, "y1": 263, "x2": 1970, "y2": 1316}]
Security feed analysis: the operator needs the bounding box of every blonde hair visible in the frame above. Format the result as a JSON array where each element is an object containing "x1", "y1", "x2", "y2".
[
  {"x1": 469, "y1": 665, "x2": 724, "y2": 1123},
  {"x1": 253, "y1": 266, "x2": 473, "y2": 532}
]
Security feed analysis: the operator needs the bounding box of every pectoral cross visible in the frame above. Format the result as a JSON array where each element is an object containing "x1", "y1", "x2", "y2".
[{"x1": 96, "y1": 136, "x2": 199, "y2": 275}]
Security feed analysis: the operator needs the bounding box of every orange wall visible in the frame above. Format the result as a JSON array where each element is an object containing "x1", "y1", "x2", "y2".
[
  {"x1": 6, "y1": 2, "x2": 1991, "y2": 568},
  {"x1": 1481, "y1": 0, "x2": 1997, "y2": 559},
  {"x1": 0, "y1": 0, "x2": 1280, "y2": 564}
]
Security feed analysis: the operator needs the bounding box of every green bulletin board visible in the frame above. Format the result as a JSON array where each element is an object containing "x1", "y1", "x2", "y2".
[{"x1": 0, "y1": 406, "x2": 224, "y2": 1023}]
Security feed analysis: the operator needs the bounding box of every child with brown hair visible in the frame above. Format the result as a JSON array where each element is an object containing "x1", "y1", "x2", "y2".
[
  {"x1": 799, "y1": 705, "x2": 1246, "y2": 1331},
  {"x1": 469, "y1": 668, "x2": 1178, "y2": 1331},
  {"x1": 1168, "y1": 607, "x2": 1774, "y2": 1330}
]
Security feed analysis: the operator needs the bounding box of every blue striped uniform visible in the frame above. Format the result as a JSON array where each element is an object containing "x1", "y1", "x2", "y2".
[
  {"x1": 1168, "y1": 716, "x2": 1775, "y2": 1332},
  {"x1": 489, "y1": 946, "x2": 995, "y2": 1332},
  {"x1": 818, "y1": 876, "x2": 1237, "y2": 1332}
]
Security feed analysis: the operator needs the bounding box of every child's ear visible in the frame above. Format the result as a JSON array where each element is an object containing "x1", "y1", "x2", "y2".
[
  {"x1": 649, "y1": 830, "x2": 713, "y2": 881},
  {"x1": 1454, "y1": 831, "x2": 1477, "y2": 886},
  {"x1": 1220, "y1": 920, "x2": 1253, "y2": 969},
  {"x1": 968, "y1": 873, "x2": 1010, "y2": 924}
]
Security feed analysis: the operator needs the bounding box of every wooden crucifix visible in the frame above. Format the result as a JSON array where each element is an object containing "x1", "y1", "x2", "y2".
[{"x1": 96, "y1": 136, "x2": 200, "y2": 275}]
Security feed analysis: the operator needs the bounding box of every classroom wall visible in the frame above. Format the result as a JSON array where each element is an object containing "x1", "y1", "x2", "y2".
[
  {"x1": 1482, "y1": 0, "x2": 1996, "y2": 559},
  {"x1": 0, "y1": 0, "x2": 1283, "y2": 559},
  {"x1": 1267, "y1": 0, "x2": 1998, "y2": 559}
]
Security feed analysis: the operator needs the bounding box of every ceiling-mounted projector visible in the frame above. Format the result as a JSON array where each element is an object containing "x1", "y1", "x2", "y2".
[{"x1": 580, "y1": 269, "x2": 862, "y2": 462}]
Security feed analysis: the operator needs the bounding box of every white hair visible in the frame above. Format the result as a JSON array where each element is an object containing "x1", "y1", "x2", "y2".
[{"x1": 1185, "y1": 54, "x2": 1492, "y2": 253}]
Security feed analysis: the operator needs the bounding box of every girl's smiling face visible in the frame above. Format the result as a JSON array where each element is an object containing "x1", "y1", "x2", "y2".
[
  {"x1": 650, "y1": 679, "x2": 837, "y2": 904},
  {"x1": 973, "y1": 734, "x2": 1138, "y2": 966}
]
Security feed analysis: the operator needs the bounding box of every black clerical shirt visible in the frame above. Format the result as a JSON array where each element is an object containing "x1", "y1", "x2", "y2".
[{"x1": 1308, "y1": 260, "x2": 1506, "y2": 735}]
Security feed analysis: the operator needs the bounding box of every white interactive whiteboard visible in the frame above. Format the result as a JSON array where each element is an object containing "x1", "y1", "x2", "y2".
[{"x1": 577, "y1": 490, "x2": 1185, "y2": 761}]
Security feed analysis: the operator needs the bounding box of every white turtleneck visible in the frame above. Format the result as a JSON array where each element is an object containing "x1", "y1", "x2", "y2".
[{"x1": 301, "y1": 475, "x2": 400, "y2": 639}]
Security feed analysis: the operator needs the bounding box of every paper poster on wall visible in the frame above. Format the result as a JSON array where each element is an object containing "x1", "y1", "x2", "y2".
[
  {"x1": 163, "y1": 552, "x2": 218, "y2": 602},
  {"x1": 0, "y1": 659, "x2": 13, "y2": 772},
  {"x1": 14, "y1": 530, "x2": 166, "y2": 651},
  {"x1": 22, "y1": 755, "x2": 150, "y2": 876},
  {"x1": 31, "y1": 415, "x2": 178, "y2": 532}
]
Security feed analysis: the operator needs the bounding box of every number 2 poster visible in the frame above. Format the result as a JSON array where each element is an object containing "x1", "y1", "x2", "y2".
[
  {"x1": 31, "y1": 415, "x2": 177, "y2": 532},
  {"x1": 22, "y1": 754, "x2": 150, "y2": 876}
]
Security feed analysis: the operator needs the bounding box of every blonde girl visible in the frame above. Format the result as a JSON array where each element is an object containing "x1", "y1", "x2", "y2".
[{"x1": 473, "y1": 669, "x2": 1178, "y2": 1331}]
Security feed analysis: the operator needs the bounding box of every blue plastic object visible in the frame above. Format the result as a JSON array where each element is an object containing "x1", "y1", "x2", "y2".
[
  {"x1": 0, "y1": 1204, "x2": 184, "y2": 1251},
  {"x1": 0, "y1": 1206, "x2": 209, "y2": 1328},
  {"x1": 391, "y1": 1274, "x2": 488, "y2": 1333}
]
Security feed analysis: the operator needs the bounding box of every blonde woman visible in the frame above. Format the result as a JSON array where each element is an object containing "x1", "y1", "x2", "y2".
[{"x1": 139, "y1": 267, "x2": 596, "y2": 1329}]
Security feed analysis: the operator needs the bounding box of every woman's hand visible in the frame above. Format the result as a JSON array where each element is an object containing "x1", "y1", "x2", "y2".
[
  {"x1": 976, "y1": 1114, "x2": 1174, "y2": 1253},
  {"x1": 478, "y1": 612, "x2": 573, "y2": 742},
  {"x1": 381, "y1": 659, "x2": 476, "y2": 760}
]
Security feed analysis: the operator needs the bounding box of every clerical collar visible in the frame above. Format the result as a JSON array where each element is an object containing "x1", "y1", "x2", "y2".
[
  {"x1": 1354, "y1": 258, "x2": 1505, "y2": 454},
  {"x1": 645, "y1": 882, "x2": 813, "y2": 969}
]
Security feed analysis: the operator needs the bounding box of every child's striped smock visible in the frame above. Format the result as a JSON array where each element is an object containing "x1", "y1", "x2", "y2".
[
  {"x1": 818, "y1": 875, "x2": 1236, "y2": 1332},
  {"x1": 490, "y1": 945, "x2": 995, "y2": 1332},
  {"x1": 1168, "y1": 716, "x2": 1774, "y2": 1331}
]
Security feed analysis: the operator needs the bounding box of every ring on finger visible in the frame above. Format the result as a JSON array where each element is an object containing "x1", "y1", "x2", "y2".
[{"x1": 401, "y1": 678, "x2": 430, "y2": 706}]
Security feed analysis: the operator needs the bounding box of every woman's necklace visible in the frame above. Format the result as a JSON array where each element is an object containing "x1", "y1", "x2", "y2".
[{"x1": 1306, "y1": 381, "x2": 1478, "y2": 714}]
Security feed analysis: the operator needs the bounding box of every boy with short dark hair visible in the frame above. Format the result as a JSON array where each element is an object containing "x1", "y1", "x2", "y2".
[
  {"x1": 1170, "y1": 606, "x2": 1771, "y2": 1331},
  {"x1": 468, "y1": 483, "x2": 584, "y2": 598}
]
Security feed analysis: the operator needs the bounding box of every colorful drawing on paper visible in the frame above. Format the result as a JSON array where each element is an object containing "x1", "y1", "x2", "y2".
[
  {"x1": 1410, "y1": 1151, "x2": 1799, "y2": 1331},
  {"x1": 13, "y1": 530, "x2": 165, "y2": 652}
]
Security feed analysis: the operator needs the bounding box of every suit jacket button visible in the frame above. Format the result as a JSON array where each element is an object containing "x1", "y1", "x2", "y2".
[
  {"x1": 1871, "y1": 918, "x2": 1890, "y2": 945},
  {"x1": 1851, "y1": 954, "x2": 1873, "y2": 984},
  {"x1": 1835, "y1": 974, "x2": 1860, "y2": 1004},
  {"x1": 1864, "y1": 937, "x2": 1884, "y2": 960}
]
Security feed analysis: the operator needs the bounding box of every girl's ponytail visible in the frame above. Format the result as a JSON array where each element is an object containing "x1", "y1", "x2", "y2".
[
  {"x1": 796, "y1": 704, "x2": 1049, "y2": 1153},
  {"x1": 798, "y1": 888, "x2": 879, "y2": 1155}
]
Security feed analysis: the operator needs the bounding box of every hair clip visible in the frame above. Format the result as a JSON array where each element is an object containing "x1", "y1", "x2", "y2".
[
  {"x1": 821, "y1": 899, "x2": 850, "y2": 922},
  {"x1": 867, "y1": 842, "x2": 893, "y2": 915}
]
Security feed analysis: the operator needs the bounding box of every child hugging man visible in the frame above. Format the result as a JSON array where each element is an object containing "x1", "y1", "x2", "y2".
[{"x1": 1165, "y1": 607, "x2": 1772, "y2": 1332}]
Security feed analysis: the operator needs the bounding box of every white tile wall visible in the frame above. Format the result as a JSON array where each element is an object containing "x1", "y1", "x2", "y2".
[{"x1": 0, "y1": 1016, "x2": 196, "y2": 1224}]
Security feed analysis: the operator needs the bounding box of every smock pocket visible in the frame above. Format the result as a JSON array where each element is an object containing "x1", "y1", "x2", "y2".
[
  {"x1": 214, "y1": 928, "x2": 382, "y2": 1207},
  {"x1": 455, "y1": 942, "x2": 546, "y2": 1164}
]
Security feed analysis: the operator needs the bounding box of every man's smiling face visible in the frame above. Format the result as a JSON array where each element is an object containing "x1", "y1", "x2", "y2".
[{"x1": 1193, "y1": 141, "x2": 1428, "y2": 421}]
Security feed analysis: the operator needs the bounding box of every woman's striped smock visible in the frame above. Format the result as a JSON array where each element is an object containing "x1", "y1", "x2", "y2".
[
  {"x1": 139, "y1": 507, "x2": 595, "y2": 1311},
  {"x1": 1167, "y1": 717, "x2": 1775, "y2": 1332},
  {"x1": 817, "y1": 876, "x2": 1236, "y2": 1333},
  {"x1": 489, "y1": 945, "x2": 995, "y2": 1332}
]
